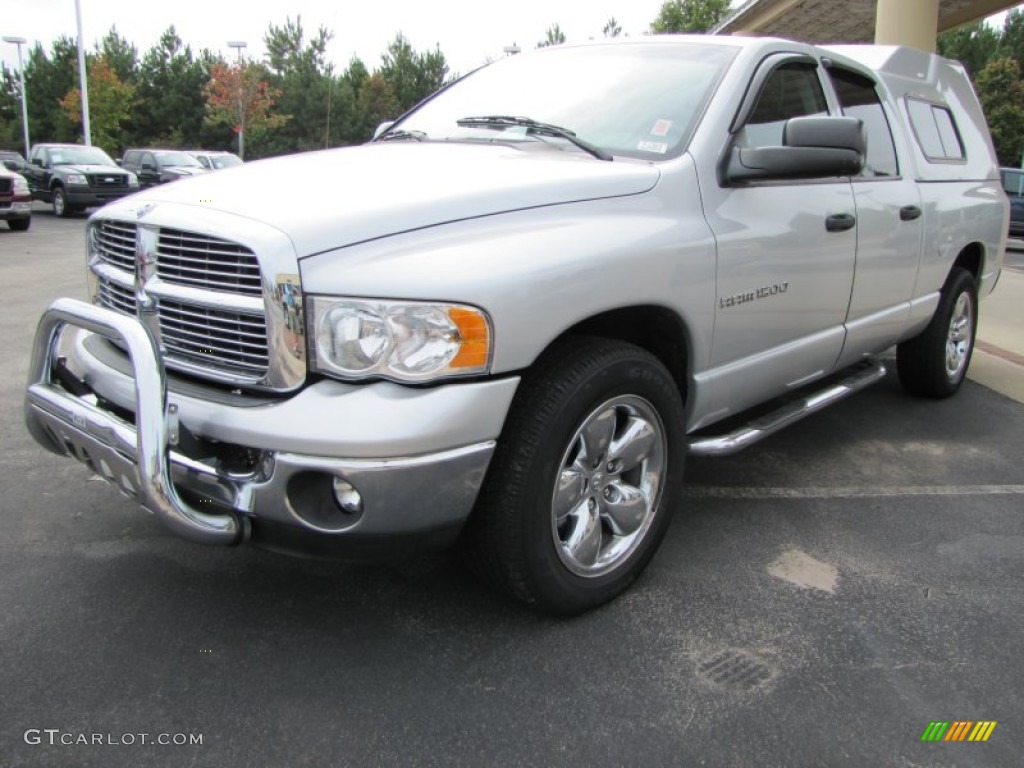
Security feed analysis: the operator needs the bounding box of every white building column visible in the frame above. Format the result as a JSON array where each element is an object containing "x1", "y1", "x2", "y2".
[{"x1": 875, "y1": 0, "x2": 940, "y2": 52}]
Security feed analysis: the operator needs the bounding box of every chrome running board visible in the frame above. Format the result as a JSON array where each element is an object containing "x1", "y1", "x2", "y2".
[{"x1": 687, "y1": 359, "x2": 887, "y2": 458}]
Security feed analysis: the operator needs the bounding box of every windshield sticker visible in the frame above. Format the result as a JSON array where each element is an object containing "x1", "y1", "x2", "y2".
[
  {"x1": 651, "y1": 119, "x2": 673, "y2": 137},
  {"x1": 637, "y1": 140, "x2": 669, "y2": 154}
]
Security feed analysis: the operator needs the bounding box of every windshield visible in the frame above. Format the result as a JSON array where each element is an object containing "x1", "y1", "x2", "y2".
[
  {"x1": 48, "y1": 146, "x2": 117, "y2": 166},
  {"x1": 156, "y1": 151, "x2": 202, "y2": 167},
  {"x1": 210, "y1": 154, "x2": 242, "y2": 169},
  {"x1": 392, "y1": 42, "x2": 737, "y2": 160}
]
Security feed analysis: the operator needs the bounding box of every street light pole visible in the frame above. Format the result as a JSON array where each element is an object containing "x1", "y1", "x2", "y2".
[
  {"x1": 2, "y1": 36, "x2": 30, "y2": 159},
  {"x1": 74, "y1": 0, "x2": 91, "y2": 144},
  {"x1": 227, "y1": 41, "x2": 247, "y2": 160}
]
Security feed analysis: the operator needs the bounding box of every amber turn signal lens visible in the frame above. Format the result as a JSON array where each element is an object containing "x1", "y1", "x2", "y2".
[{"x1": 448, "y1": 307, "x2": 490, "y2": 369}]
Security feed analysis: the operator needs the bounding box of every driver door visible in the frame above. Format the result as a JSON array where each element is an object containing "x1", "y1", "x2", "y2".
[{"x1": 700, "y1": 56, "x2": 857, "y2": 418}]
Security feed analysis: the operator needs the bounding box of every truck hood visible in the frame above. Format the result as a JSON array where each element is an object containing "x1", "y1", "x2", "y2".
[
  {"x1": 58, "y1": 163, "x2": 126, "y2": 176},
  {"x1": 162, "y1": 166, "x2": 208, "y2": 176},
  {"x1": 123, "y1": 142, "x2": 660, "y2": 256}
]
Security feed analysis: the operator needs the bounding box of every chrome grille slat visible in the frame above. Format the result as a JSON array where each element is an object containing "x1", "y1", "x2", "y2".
[
  {"x1": 97, "y1": 280, "x2": 137, "y2": 315},
  {"x1": 153, "y1": 312, "x2": 267, "y2": 339},
  {"x1": 158, "y1": 320, "x2": 269, "y2": 350},
  {"x1": 162, "y1": 339, "x2": 269, "y2": 367},
  {"x1": 160, "y1": 343, "x2": 268, "y2": 372}
]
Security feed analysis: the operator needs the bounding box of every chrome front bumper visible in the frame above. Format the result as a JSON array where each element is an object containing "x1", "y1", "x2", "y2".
[{"x1": 25, "y1": 299, "x2": 510, "y2": 549}]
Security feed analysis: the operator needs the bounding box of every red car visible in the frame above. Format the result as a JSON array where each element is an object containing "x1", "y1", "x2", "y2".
[{"x1": 0, "y1": 165, "x2": 31, "y2": 231}]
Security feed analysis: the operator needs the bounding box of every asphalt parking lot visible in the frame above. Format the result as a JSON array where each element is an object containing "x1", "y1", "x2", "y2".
[{"x1": 1, "y1": 209, "x2": 1022, "y2": 767}]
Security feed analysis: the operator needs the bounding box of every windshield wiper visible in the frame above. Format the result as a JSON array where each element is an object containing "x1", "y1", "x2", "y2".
[
  {"x1": 456, "y1": 115, "x2": 613, "y2": 161},
  {"x1": 373, "y1": 128, "x2": 428, "y2": 143}
]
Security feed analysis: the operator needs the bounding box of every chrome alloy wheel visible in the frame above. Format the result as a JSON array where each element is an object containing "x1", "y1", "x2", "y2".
[
  {"x1": 551, "y1": 395, "x2": 667, "y2": 578},
  {"x1": 945, "y1": 291, "x2": 974, "y2": 380}
]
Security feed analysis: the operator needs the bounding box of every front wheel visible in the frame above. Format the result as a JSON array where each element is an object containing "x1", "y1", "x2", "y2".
[
  {"x1": 897, "y1": 267, "x2": 977, "y2": 398},
  {"x1": 468, "y1": 337, "x2": 685, "y2": 615},
  {"x1": 7, "y1": 217, "x2": 31, "y2": 231},
  {"x1": 52, "y1": 186, "x2": 71, "y2": 218}
]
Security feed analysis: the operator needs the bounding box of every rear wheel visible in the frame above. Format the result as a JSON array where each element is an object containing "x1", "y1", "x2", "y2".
[
  {"x1": 897, "y1": 267, "x2": 977, "y2": 398},
  {"x1": 468, "y1": 337, "x2": 685, "y2": 615}
]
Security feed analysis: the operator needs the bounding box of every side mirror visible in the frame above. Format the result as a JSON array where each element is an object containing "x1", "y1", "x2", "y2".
[
  {"x1": 141, "y1": 162, "x2": 156, "y2": 172},
  {"x1": 373, "y1": 120, "x2": 395, "y2": 140},
  {"x1": 116, "y1": 158, "x2": 123, "y2": 167},
  {"x1": 725, "y1": 116, "x2": 865, "y2": 183}
]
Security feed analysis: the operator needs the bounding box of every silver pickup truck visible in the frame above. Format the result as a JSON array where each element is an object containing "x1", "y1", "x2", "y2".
[{"x1": 25, "y1": 36, "x2": 1006, "y2": 614}]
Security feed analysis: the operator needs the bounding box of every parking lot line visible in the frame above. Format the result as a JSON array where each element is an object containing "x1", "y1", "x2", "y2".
[{"x1": 684, "y1": 484, "x2": 1024, "y2": 499}]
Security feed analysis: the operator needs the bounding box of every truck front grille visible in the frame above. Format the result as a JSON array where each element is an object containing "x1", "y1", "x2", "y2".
[
  {"x1": 91, "y1": 221, "x2": 273, "y2": 385},
  {"x1": 87, "y1": 173, "x2": 128, "y2": 188},
  {"x1": 0, "y1": 178, "x2": 11, "y2": 194}
]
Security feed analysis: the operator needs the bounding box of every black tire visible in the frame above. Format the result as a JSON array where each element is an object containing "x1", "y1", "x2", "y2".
[
  {"x1": 7, "y1": 217, "x2": 31, "y2": 231},
  {"x1": 897, "y1": 267, "x2": 977, "y2": 398},
  {"x1": 52, "y1": 186, "x2": 71, "y2": 218},
  {"x1": 467, "y1": 336, "x2": 685, "y2": 615}
]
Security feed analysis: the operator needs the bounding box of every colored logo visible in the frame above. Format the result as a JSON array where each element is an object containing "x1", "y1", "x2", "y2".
[{"x1": 921, "y1": 721, "x2": 997, "y2": 742}]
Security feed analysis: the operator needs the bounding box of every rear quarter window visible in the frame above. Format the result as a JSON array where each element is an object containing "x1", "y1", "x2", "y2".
[{"x1": 906, "y1": 97, "x2": 965, "y2": 162}]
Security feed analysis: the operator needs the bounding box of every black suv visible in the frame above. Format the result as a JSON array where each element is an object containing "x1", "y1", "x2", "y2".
[
  {"x1": 24, "y1": 144, "x2": 139, "y2": 217},
  {"x1": 120, "y1": 149, "x2": 209, "y2": 188}
]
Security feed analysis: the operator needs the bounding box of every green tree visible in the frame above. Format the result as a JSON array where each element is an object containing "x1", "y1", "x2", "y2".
[
  {"x1": 999, "y1": 8, "x2": 1024, "y2": 73},
  {"x1": 339, "y1": 57, "x2": 377, "y2": 143},
  {"x1": 98, "y1": 27, "x2": 138, "y2": 85},
  {"x1": 23, "y1": 37, "x2": 79, "y2": 143},
  {"x1": 260, "y1": 16, "x2": 355, "y2": 155},
  {"x1": 537, "y1": 24, "x2": 566, "y2": 48},
  {"x1": 134, "y1": 27, "x2": 212, "y2": 150},
  {"x1": 976, "y1": 57, "x2": 1024, "y2": 166},
  {"x1": 356, "y1": 72, "x2": 400, "y2": 138},
  {"x1": 59, "y1": 56, "x2": 135, "y2": 149},
  {"x1": 378, "y1": 33, "x2": 450, "y2": 114},
  {"x1": 651, "y1": 0, "x2": 731, "y2": 34},
  {"x1": 937, "y1": 21, "x2": 1000, "y2": 78},
  {"x1": 603, "y1": 17, "x2": 623, "y2": 38},
  {"x1": 0, "y1": 65, "x2": 22, "y2": 150}
]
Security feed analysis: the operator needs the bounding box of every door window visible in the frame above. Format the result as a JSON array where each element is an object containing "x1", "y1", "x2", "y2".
[
  {"x1": 736, "y1": 63, "x2": 829, "y2": 148},
  {"x1": 827, "y1": 67, "x2": 899, "y2": 177}
]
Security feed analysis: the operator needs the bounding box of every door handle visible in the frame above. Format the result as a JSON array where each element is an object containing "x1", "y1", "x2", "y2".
[
  {"x1": 825, "y1": 213, "x2": 856, "y2": 232},
  {"x1": 900, "y1": 205, "x2": 922, "y2": 221}
]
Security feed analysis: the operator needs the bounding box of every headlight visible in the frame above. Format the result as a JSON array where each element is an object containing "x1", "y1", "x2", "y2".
[
  {"x1": 13, "y1": 176, "x2": 29, "y2": 194},
  {"x1": 127, "y1": 172, "x2": 139, "y2": 186},
  {"x1": 65, "y1": 173, "x2": 87, "y2": 184},
  {"x1": 310, "y1": 297, "x2": 491, "y2": 382}
]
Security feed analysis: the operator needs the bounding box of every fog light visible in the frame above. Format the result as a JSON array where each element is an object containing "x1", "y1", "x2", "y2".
[{"x1": 332, "y1": 478, "x2": 363, "y2": 515}]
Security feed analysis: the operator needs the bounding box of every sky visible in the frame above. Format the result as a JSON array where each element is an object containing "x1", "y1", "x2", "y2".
[
  {"x1": 2, "y1": 1, "x2": 1018, "y2": 77},
  {"x1": 0, "y1": 0, "x2": 673, "y2": 76}
]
